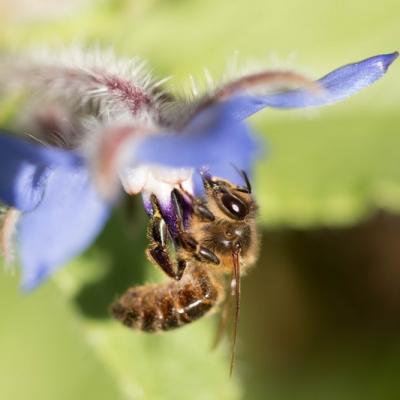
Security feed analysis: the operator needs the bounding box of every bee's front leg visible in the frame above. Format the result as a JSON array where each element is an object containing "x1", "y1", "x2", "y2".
[
  {"x1": 171, "y1": 189, "x2": 220, "y2": 266},
  {"x1": 146, "y1": 194, "x2": 188, "y2": 280}
]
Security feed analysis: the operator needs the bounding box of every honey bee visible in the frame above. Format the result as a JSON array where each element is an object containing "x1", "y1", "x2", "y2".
[{"x1": 111, "y1": 171, "x2": 259, "y2": 371}]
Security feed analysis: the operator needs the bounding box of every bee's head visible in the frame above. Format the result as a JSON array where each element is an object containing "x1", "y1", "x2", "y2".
[{"x1": 201, "y1": 174, "x2": 257, "y2": 258}]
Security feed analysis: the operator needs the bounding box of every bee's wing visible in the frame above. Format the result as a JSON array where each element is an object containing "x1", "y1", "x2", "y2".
[
  {"x1": 230, "y1": 249, "x2": 241, "y2": 376},
  {"x1": 211, "y1": 276, "x2": 232, "y2": 350},
  {"x1": 211, "y1": 250, "x2": 242, "y2": 376}
]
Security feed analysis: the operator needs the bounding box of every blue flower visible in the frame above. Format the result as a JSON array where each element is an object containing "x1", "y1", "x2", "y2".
[{"x1": 0, "y1": 51, "x2": 397, "y2": 290}]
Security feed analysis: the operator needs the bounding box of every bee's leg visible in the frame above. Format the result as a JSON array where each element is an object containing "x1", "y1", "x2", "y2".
[
  {"x1": 171, "y1": 189, "x2": 220, "y2": 266},
  {"x1": 146, "y1": 195, "x2": 188, "y2": 280}
]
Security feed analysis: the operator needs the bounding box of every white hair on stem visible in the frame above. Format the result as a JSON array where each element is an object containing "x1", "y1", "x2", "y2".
[{"x1": 0, "y1": 46, "x2": 171, "y2": 131}]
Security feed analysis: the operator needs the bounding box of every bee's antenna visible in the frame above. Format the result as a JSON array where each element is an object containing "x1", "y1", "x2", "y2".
[
  {"x1": 230, "y1": 163, "x2": 252, "y2": 194},
  {"x1": 230, "y1": 246, "x2": 241, "y2": 376},
  {"x1": 239, "y1": 170, "x2": 252, "y2": 194}
]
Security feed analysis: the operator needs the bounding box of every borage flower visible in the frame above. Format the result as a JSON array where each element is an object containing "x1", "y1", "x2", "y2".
[{"x1": 0, "y1": 50, "x2": 397, "y2": 290}]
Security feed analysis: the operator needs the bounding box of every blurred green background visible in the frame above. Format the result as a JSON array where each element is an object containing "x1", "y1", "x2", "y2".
[{"x1": 0, "y1": 0, "x2": 400, "y2": 399}]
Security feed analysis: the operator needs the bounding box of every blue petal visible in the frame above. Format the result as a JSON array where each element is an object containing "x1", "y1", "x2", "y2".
[
  {"x1": 0, "y1": 133, "x2": 83, "y2": 211},
  {"x1": 228, "y1": 52, "x2": 399, "y2": 119},
  {"x1": 18, "y1": 165, "x2": 110, "y2": 291},
  {"x1": 136, "y1": 100, "x2": 261, "y2": 187}
]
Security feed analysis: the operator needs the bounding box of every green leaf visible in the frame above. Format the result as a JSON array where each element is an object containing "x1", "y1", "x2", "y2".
[
  {"x1": 0, "y1": 269, "x2": 121, "y2": 400},
  {"x1": 255, "y1": 109, "x2": 400, "y2": 227}
]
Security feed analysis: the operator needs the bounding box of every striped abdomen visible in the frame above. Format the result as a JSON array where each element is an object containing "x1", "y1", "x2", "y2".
[{"x1": 111, "y1": 264, "x2": 222, "y2": 332}]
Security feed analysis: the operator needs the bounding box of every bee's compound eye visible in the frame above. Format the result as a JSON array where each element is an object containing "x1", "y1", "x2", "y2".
[{"x1": 221, "y1": 193, "x2": 248, "y2": 219}]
